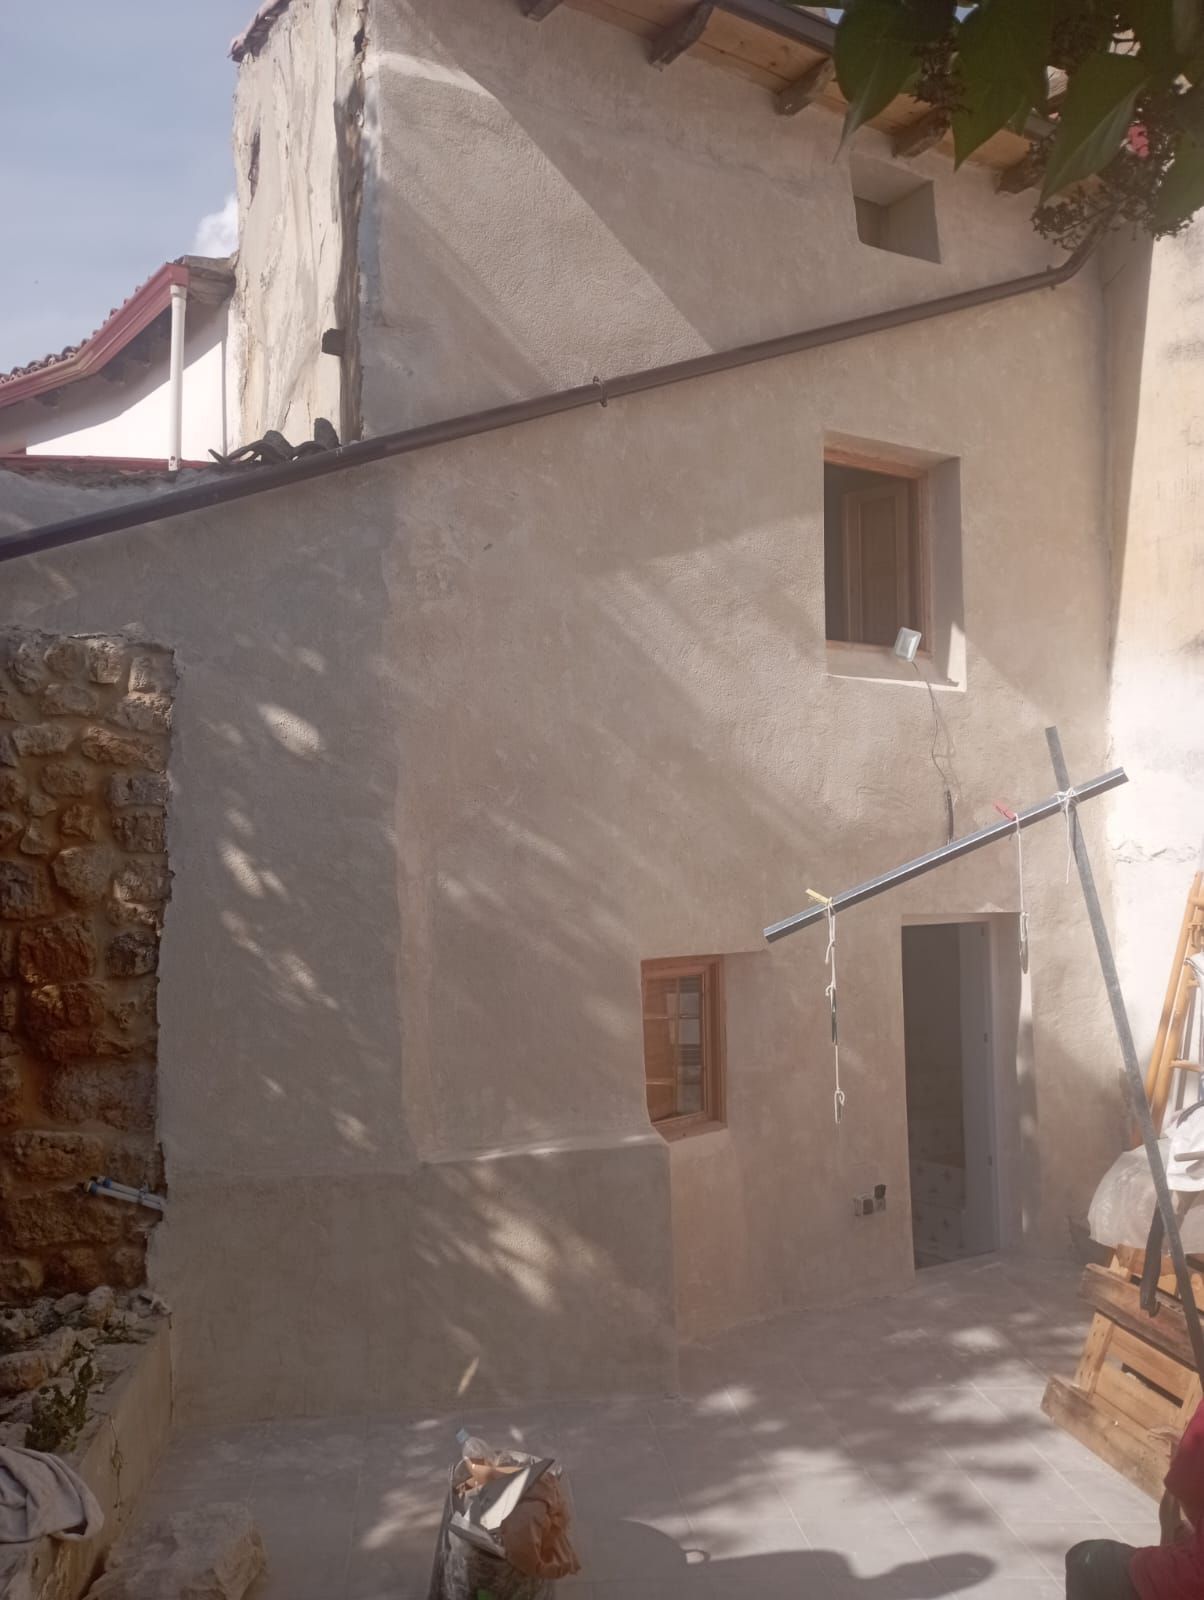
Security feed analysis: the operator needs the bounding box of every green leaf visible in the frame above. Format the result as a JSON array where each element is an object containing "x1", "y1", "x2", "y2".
[
  {"x1": 1154, "y1": 130, "x2": 1204, "y2": 225},
  {"x1": 1041, "y1": 52, "x2": 1150, "y2": 197},
  {"x1": 951, "y1": 0, "x2": 1051, "y2": 165},
  {"x1": 835, "y1": 0, "x2": 924, "y2": 142}
]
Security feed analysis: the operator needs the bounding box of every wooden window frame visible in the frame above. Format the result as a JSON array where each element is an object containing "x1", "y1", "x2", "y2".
[
  {"x1": 641, "y1": 955, "x2": 726, "y2": 1139},
  {"x1": 824, "y1": 449, "x2": 933, "y2": 655}
]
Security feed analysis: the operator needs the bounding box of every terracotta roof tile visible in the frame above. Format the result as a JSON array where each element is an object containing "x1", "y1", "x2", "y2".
[{"x1": 0, "y1": 267, "x2": 165, "y2": 392}]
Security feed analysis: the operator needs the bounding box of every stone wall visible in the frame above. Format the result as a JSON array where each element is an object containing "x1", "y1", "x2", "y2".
[{"x1": 0, "y1": 633, "x2": 172, "y2": 1302}]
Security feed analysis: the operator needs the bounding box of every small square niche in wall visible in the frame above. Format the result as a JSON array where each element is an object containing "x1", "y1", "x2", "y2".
[{"x1": 850, "y1": 155, "x2": 940, "y2": 264}]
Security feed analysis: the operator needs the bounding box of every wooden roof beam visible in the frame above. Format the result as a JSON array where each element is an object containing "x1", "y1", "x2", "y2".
[
  {"x1": 650, "y1": 4, "x2": 714, "y2": 67},
  {"x1": 775, "y1": 56, "x2": 835, "y2": 116},
  {"x1": 892, "y1": 110, "x2": 949, "y2": 160},
  {"x1": 998, "y1": 154, "x2": 1040, "y2": 194}
]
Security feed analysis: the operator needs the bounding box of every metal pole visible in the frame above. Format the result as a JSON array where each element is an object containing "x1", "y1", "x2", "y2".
[
  {"x1": 1046, "y1": 727, "x2": 1204, "y2": 1382},
  {"x1": 763, "y1": 766, "x2": 1128, "y2": 943}
]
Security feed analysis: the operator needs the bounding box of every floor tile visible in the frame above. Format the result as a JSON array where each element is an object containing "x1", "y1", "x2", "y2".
[{"x1": 136, "y1": 1256, "x2": 1120, "y2": 1600}]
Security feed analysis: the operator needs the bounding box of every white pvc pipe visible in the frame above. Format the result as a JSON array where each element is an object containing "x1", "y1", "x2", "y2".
[{"x1": 167, "y1": 282, "x2": 188, "y2": 472}]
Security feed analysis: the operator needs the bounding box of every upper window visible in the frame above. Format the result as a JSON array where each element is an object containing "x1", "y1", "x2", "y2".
[
  {"x1": 641, "y1": 957, "x2": 724, "y2": 1135},
  {"x1": 824, "y1": 457, "x2": 927, "y2": 648}
]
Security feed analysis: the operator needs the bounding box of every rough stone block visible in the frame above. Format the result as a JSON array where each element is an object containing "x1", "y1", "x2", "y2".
[
  {"x1": 0, "y1": 814, "x2": 20, "y2": 849},
  {"x1": 0, "y1": 1327, "x2": 80, "y2": 1395},
  {"x1": 112, "y1": 810, "x2": 166, "y2": 854},
  {"x1": 10, "y1": 723, "x2": 73, "y2": 758},
  {"x1": 61, "y1": 802, "x2": 101, "y2": 840},
  {"x1": 18, "y1": 823, "x2": 55, "y2": 858},
  {"x1": 0, "y1": 987, "x2": 15, "y2": 1030},
  {"x1": 0, "y1": 930, "x2": 12, "y2": 979},
  {"x1": 41, "y1": 682, "x2": 100, "y2": 717},
  {"x1": 107, "y1": 772, "x2": 168, "y2": 809},
  {"x1": 43, "y1": 1246, "x2": 106, "y2": 1295},
  {"x1": 43, "y1": 640, "x2": 86, "y2": 680},
  {"x1": 0, "y1": 1190, "x2": 131, "y2": 1251},
  {"x1": 0, "y1": 1257, "x2": 43, "y2": 1300},
  {"x1": 4, "y1": 641, "x2": 46, "y2": 695},
  {"x1": 0, "y1": 862, "x2": 54, "y2": 922},
  {"x1": 82, "y1": 1285, "x2": 116, "y2": 1327},
  {"x1": 0, "y1": 689, "x2": 25, "y2": 722},
  {"x1": 3, "y1": 1129, "x2": 106, "y2": 1184},
  {"x1": 107, "y1": 932, "x2": 158, "y2": 978},
  {"x1": 0, "y1": 1061, "x2": 22, "y2": 1127},
  {"x1": 81, "y1": 728, "x2": 165, "y2": 772},
  {"x1": 18, "y1": 919, "x2": 97, "y2": 983},
  {"x1": 105, "y1": 1140, "x2": 162, "y2": 1191},
  {"x1": 112, "y1": 859, "x2": 170, "y2": 906},
  {"x1": 0, "y1": 1348, "x2": 55, "y2": 1396},
  {"x1": 111, "y1": 694, "x2": 172, "y2": 735},
  {"x1": 107, "y1": 1243, "x2": 146, "y2": 1289},
  {"x1": 24, "y1": 790, "x2": 56, "y2": 818},
  {"x1": 85, "y1": 1503, "x2": 265, "y2": 1600},
  {"x1": 41, "y1": 762, "x2": 90, "y2": 798},
  {"x1": 52, "y1": 845, "x2": 114, "y2": 906},
  {"x1": 42, "y1": 1063, "x2": 155, "y2": 1133},
  {"x1": 85, "y1": 640, "x2": 126, "y2": 686},
  {"x1": 25, "y1": 982, "x2": 108, "y2": 1034},
  {"x1": 0, "y1": 772, "x2": 25, "y2": 807},
  {"x1": 127, "y1": 654, "x2": 176, "y2": 695}
]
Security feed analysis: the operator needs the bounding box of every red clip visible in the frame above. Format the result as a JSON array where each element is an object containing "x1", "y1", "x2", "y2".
[{"x1": 994, "y1": 802, "x2": 1018, "y2": 823}]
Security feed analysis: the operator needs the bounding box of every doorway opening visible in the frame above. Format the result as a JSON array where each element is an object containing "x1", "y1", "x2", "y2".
[{"x1": 902, "y1": 921, "x2": 999, "y2": 1267}]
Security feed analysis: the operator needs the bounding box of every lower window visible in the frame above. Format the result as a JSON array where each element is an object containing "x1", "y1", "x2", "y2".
[{"x1": 641, "y1": 956, "x2": 724, "y2": 1134}]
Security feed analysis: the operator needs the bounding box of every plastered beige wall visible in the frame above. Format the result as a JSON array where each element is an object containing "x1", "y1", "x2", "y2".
[
  {"x1": 365, "y1": 0, "x2": 1122, "y2": 1341},
  {"x1": 0, "y1": 0, "x2": 1127, "y2": 1412},
  {"x1": 1107, "y1": 227, "x2": 1204, "y2": 1061},
  {"x1": 0, "y1": 467, "x2": 674, "y2": 1423}
]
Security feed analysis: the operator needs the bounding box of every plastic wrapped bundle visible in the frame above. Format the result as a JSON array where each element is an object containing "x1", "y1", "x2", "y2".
[
  {"x1": 426, "y1": 1433, "x2": 580, "y2": 1600},
  {"x1": 1089, "y1": 1134, "x2": 1204, "y2": 1250}
]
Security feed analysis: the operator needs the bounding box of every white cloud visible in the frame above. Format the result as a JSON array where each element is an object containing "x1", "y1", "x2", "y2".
[{"x1": 192, "y1": 194, "x2": 238, "y2": 257}]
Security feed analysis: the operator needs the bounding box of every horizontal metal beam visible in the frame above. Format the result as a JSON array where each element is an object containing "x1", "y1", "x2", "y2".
[
  {"x1": 763, "y1": 766, "x2": 1128, "y2": 943},
  {"x1": 714, "y1": 0, "x2": 836, "y2": 51}
]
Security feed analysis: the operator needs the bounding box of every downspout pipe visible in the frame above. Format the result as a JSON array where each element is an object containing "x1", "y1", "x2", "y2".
[
  {"x1": 0, "y1": 240, "x2": 1095, "y2": 565},
  {"x1": 167, "y1": 282, "x2": 188, "y2": 473}
]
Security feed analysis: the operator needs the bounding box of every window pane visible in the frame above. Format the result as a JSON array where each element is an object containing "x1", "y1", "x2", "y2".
[{"x1": 641, "y1": 964, "x2": 716, "y2": 1124}]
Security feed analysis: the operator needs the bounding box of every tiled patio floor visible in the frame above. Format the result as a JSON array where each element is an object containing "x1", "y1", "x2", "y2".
[{"x1": 137, "y1": 1255, "x2": 1160, "y2": 1599}]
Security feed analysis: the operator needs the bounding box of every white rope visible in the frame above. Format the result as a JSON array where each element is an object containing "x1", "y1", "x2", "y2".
[
  {"x1": 1013, "y1": 813, "x2": 1030, "y2": 973},
  {"x1": 1056, "y1": 786, "x2": 1079, "y2": 884},
  {"x1": 823, "y1": 899, "x2": 845, "y2": 1125}
]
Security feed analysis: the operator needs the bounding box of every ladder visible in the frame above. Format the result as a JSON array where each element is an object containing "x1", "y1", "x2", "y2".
[{"x1": 1042, "y1": 873, "x2": 1204, "y2": 1498}]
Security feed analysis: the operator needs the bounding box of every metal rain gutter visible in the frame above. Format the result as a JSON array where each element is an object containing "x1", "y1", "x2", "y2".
[{"x1": 0, "y1": 240, "x2": 1095, "y2": 565}]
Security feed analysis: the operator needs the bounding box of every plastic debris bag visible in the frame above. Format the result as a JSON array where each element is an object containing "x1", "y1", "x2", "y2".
[
  {"x1": 426, "y1": 1431, "x2": 581, "y2": 1600},
  {"x1": 1089, "y1": 1139, "x2": 1204, "y2": 1249}
]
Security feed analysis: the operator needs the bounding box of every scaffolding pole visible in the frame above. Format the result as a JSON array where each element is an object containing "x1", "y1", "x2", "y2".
[
  {"x1": 763, "y1": 763, "x2": 1127, "y2": 943},
  {"x1": 1045, "y1": 727, "x2": 1204, "y2": 1383}
]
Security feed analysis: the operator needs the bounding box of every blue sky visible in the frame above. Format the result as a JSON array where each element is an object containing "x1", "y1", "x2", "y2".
[{"x1": 0, "y1": 1, "x2": 254, "y2": 371}]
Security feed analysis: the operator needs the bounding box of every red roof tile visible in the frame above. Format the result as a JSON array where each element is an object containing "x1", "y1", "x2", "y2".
[{"x1": 0, "y1": 258, "x2": 232, "y2": 411}]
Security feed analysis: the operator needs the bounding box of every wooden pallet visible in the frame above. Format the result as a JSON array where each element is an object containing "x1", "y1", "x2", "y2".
[
  {"x1": 1044, "y1": 1250, "x2": 1204, "y2": 1498},
  {"x1": 1042, "y1": 876, "x2": 1204, "y2": 1498}
]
